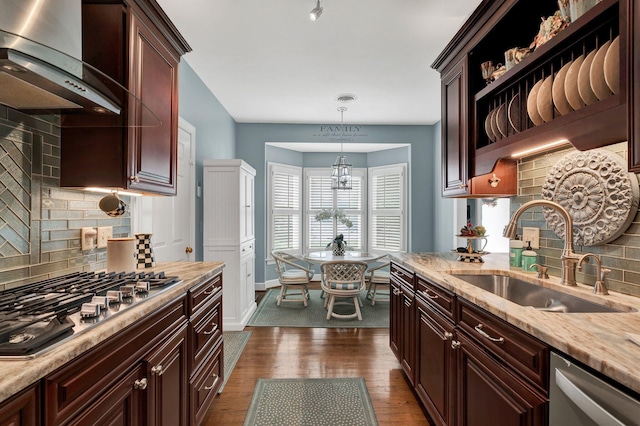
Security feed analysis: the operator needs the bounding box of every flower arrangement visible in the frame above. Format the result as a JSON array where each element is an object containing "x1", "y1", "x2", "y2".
[
  {"x1": 314, "y1": 208, "x2": 353, "y2": 228},
  {"x1": 327, "y1": 233, "x2": 346, "y2": 249}
]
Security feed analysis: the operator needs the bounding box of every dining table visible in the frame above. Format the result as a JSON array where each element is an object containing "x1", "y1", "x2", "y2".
[{"x1": 300, "y1": 250, "x2": 386, "y2": 264}]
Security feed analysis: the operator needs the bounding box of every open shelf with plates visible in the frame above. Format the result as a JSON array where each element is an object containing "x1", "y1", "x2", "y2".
[{"x1": 433, "y1": 0, "x2": 635, "y2": 195}]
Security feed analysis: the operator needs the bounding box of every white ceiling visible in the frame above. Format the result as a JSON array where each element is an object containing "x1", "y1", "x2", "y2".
[{"x1": 156, "y1": 0, "x2": 481, "y2": 126}]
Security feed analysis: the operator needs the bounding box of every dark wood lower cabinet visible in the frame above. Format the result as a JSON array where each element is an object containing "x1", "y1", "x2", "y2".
[
  {"x1": 392, "y1": 264, "x2": 549, "y2": 426},
  {"x1": 456, "y1": 332, "x2": 547, "y2": 426},
  {"x1": 0, "y1": 384, "x2": 39, "y2": 426}
]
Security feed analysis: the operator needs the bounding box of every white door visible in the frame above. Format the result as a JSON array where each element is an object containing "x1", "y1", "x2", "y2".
[{"x1": 140, "y1": 118, "x2": 196, "y2": 261}]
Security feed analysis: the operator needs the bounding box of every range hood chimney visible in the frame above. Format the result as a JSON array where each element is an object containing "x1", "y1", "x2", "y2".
[{"x1": 0, "y1": 0, "x2": 121, "y2": 115}]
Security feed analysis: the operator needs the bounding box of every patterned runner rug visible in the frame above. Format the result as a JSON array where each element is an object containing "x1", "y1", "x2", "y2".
[
  {"x1": 247, "y1": 289, "x2": 389, "y2": 328},
  {"x1": 243, "y1": 378, "x2": 379, "y2": 426},
  {"x1": 220, "y1": 331, "x2": 252, "y2": 392}
]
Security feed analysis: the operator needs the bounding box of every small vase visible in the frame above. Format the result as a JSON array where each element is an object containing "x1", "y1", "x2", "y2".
[
  {"x1": 135, "y1": 233, "x2": 155, "y2": 268},
  {"x1": 332, "y1": 243, "x2": 345, "y2": 256}
]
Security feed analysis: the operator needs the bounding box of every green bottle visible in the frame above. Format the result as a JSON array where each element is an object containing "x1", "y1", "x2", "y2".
[{"x1": 521, "y1": 241, "x2": 537, "y2": 272}]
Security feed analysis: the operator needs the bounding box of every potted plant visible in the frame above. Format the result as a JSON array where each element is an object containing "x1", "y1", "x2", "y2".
[{"x1": 314, "y1": 208, "x2": 353, "y2": 255}]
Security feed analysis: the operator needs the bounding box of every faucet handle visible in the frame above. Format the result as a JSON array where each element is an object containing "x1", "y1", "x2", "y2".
[{"x1": 530, "y1": 263, "x2": 549, "y2": 279}]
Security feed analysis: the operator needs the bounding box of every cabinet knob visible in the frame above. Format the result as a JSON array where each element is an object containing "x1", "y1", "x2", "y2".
[
  {"x1": 459, "y1": 183, "x2": 468, "y2": 189},
  {"x1": 151, "y1": 365, "x2": 164, "y2": 376},
  {"x1": 129, "y1": 175, "x2": 140, "y2": 183},
  {"x1": 451, "y1": 340, "x2": 461, "y2": 350},
  {"x1": 185, "y1": 246, "x2": 193, "y2": 254},
  {"x1": 444, "y1": 331, "x2": 453, "y2": 340},
  {"x1": 134, "y1": 378, "x2": 148, "y2": 390}
]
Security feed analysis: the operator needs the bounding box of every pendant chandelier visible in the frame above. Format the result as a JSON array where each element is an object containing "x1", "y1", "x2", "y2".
[{"x1": 331, "y1": 107, "x2": 352, "y2": 190}]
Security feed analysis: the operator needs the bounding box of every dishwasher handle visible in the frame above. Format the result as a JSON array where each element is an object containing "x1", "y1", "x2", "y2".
[{"x1": 555, "y1": 368, "x2": 626, "y2": 426}]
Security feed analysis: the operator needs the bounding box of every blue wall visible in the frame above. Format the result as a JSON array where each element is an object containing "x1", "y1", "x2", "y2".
[
  {"x1": 178, "y1": 60, "x2": 236, "y2": 260},
  {"x1": 236, "y1": 123, "x2": 436, "y2": 284}
]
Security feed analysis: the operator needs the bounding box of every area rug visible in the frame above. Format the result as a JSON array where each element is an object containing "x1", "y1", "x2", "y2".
[
  {"x1": 243, "y1": 378, "x2": 379, "y2": 426},
  {"x1": 247, "y1": 289, "x2": 389, "y2": 328},
  {"x1": 220, "y1": 331, "x2": 252, "y2": 392}
]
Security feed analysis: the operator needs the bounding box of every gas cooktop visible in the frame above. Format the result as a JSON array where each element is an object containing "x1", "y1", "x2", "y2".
[{"x1": 0, "y1": 271, "x2": 181, "y2": 359}]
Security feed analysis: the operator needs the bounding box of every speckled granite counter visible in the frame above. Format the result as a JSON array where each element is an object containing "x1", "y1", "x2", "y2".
[
  {"x1": 390, "y1": 252, "x2": 640, "y2": 395},
  {"x1": 0, "y1": 261, "x2": 224, "y2": 405}
]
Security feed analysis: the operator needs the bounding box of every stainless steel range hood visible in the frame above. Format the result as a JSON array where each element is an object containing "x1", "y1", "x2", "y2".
[{"x1": 0, "y1": 0, "x2": 121, "y2": 115}]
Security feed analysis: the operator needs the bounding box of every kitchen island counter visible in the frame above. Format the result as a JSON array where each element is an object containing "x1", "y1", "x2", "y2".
[
  {"x1": 0, "y1": 261, "x2": 224, "y2": 405},
  {"x1": 391, "y1": 252, "x2": 640, "y2": 395}
]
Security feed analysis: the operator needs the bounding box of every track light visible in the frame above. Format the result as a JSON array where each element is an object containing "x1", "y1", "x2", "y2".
[{"x1": 310, "y1": 0, "x2": 323, "y2": 21}]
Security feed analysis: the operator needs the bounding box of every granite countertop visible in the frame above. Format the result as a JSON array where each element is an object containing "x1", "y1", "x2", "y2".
[
  {"x1": 0, "y1": 261, "x2": 224, "y2": 405},
  {"x1": 390, "y1": 252, "x2": 640, "y2": 394}
]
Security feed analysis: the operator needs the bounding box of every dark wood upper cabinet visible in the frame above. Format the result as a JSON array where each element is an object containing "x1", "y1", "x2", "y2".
[
  {"x1": 433, "y1": 0, "x2": 636, "y2": 197},
  {"x1": 60, "y1": 0, "x2": 191, "y2": 195}
]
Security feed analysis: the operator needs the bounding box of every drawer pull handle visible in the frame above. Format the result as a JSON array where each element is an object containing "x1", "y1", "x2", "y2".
[
  {"x1": 203, "y1": 322, "x2": 218, "y2": 335},
  {"x1": 451, "y1": 340, "x2": 461, "y2": 350},
  {"x1": 475, "y1": 324, "x2": 505, "y2": 344},
  {"x1": 204, "y1": 374, "x2": 219, "y2": 390},
  {"x1": 134, "y1": 378, "x2": 148, "y2": 390},
  {"x1": 151, "y1": 365, "x2": 164, "y2": 376},
  {"x1": 443, "y1": 331, "x2": 453, "y2": 340},
  {"x1": 422, "y1": 289, "x2": 439, "y2": 300},
  {"x1": 204, "y1": 286, "x2": 219, "y2": 296}
]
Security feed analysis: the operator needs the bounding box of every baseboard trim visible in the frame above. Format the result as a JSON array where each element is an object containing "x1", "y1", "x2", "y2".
[{"x1": 256, "y1": 279, "x2": 279, "y2": 291}]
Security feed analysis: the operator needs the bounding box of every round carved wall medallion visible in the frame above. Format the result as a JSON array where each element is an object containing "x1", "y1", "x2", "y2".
[{"x1": 541, "y1": 149, "x2": 639, "y2": 246}]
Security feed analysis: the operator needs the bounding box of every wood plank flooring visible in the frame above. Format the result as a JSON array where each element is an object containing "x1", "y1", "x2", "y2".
[{"x1": 201, "y1": 290, "x2": 429, "y2": 425}]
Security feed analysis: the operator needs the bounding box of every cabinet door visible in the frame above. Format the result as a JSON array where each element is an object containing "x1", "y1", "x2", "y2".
[
  {"x1": 127, "y1": 10, "x2": 179, "y2": 195},
  {"x1": 0, "y1": 383, "x2": 39, "y2": 426},
  {"x1": 240, "y1": 170, "x2": 255, "y2": 241},
  {"x1": 400, "y1": 285, "x2": 416, "y2": 384},
  {"x1": 415, "y1": 299, "x2": 455, "y2": 426},
  {"x1": 68, "y1": 365, "x2": 145, "y2": 426},
  {"x1": 240, "y1": 250, "x2": 256, "y2": 314},
  {"x1": 441, "y1": 56, "x2": 469, "y2": 197},
  {"x1": 145, "y1": 325, "x2": 189, "y2": 426},
  {"x1": 631, "y1": 0, "x2": 640, "y2": 172},
  {"x1": 455, "y1": 332, "x2": 547, "y2": 426},
  {"x1": 389, "y1": 280, "x2": 402, "y2": 359}
]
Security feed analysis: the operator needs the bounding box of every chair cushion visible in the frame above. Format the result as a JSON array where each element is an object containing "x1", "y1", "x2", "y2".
[
  {"x1": 282, "y1": 270, "x2": 308, "y2": 279},
  {"x1": 329, "y1": 282, "x2": 360, "y2": 290},
  {"x1": 369, "y1": 270, "x2": 390, "y2": 284}
]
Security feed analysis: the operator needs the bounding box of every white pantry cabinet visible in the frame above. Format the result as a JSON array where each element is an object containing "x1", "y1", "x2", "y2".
[{"x1": 203, "y1": 160, "x2": 256, "y2": 330}]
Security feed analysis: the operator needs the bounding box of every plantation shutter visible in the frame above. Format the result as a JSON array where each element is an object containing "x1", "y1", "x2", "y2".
[
  {"x1": 369, "y1": 164, "x2": 407, "y2": 252},
  {"x1": 269, "y1": 163, "x2": 302, "y2": 254}
]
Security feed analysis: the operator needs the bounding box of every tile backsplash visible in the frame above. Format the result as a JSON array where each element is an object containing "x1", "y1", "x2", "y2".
[
  {"x1": 513, "y1": 141, "x2": 640, "y2": 296},
  {"x1": 0, "y1": 107, "x2": 131, "y2": 290}
]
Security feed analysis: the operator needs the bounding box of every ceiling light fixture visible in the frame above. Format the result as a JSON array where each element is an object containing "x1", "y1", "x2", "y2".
[
  {"x1": 309, "y1": 0, "x2": 323, "y2": 21},
  {"x1": 331, "y1": 107, "x2": 352, "y2": 190}
]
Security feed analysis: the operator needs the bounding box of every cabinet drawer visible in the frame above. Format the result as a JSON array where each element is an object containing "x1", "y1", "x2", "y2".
[
  {"x1": 457, "y1": 298, "x2": 549, "y2": 393},
  {"x1": 190, "y1": 341, "x2": 223, "y2": 426},
  {"x1": 188, "y1": 272, "x2": 222, "y2": 317},
  {"x1": 0, "y1": 382, "x2": 39, "y2": 426},
  {"x1": 391, "y1": 262, "x2": 414, "y2": 292},
  {"x1": 190, "y1": 293, "x2": 223, "y2": 372},
  {"x1": 416, "y1": 274, "x2": 455, "y2": 321},
  {"x1": 240, "y1": 240, "x2": 254, "y2": 257}
]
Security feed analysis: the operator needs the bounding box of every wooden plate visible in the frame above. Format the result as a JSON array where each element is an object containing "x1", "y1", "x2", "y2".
[
  {"x1": 578, "y1": 49, "x2": 598, "y2": 106},
  {"x1": 604, "y1": 35, "x2": 620, "y2": 94},
  {"x1": 490, "y1": 106, "x2": 500, "y2": 139},
  {"x1": 553, "y1": 60, "x2": 574, "y2": 115},
  {"x1": 485, "y1": 109, "x2": 496, "y2": 142},
  {"x1": 537, "y1": 75, "x2": 554, "y2": 122},
  {"x1": 496, "y1": 103, "x2": 508, "y2": 137},
  {"x1": 565, "y1": 54, "x2": 585, "y2": 110},
  {"x1": 527, "y1": 79, "x2": 544, "y2": 126},
  {"x1": 508, "y1": 93, "x2": 522, "y2": 133},
  {"x1": 590, "y1": 40, "x2": 612, "y2": 100}
]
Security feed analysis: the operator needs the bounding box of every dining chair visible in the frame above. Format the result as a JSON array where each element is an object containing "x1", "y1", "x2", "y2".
[
  {"x1": 320, "y1": 260, "x2": 368, "y2": 320},
  {"x1": 366, "y1": 258, "x2": 390, "y2": 306},
  {"x1": 271, "y1": 251, "x2": 313, "y2": 306}
]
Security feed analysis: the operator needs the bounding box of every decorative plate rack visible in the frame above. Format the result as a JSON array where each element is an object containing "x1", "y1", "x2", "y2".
[{"x1": 541, "y1": 149, "x2": 639, "y2": 246}]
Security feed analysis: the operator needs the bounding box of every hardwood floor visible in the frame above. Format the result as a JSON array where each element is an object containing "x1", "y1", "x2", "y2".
[{"x1": 202, "y1": 290, "x2": 429, "y2": 425}]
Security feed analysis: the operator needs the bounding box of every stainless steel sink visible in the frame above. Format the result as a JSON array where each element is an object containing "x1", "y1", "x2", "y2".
[{"x1": 451, "y1": 274, "x2": 636, "y2": 313}]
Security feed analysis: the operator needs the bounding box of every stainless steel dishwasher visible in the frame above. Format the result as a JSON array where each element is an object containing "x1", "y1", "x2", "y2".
[{"x1": 549, "y1": 351, "x2": 640, "y2": 426}]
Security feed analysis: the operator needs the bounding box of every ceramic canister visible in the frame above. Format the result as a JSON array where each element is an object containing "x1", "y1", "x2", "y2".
[
  {"x1": 509, "y1": 239, "x2": 524, "y2": 268},
  {"x1": 107, "y1": 237, "x2": 136, "y2": 272},
  {"x1": 521, "y1": 242, "x2": 538, "y2": 272}
]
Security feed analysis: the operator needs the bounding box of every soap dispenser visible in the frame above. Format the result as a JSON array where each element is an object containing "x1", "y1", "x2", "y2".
[
  {"x1": 521, "y1": 241, "x2": 537, "y2": 272},
  {"x1": 509, "y1": 236, "x2": 524, "y2": 268}
]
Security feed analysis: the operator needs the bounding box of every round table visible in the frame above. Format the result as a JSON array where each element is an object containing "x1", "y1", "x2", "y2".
[{"x1": 301, "y1": 250, "x2": 385, "y2": 264}]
